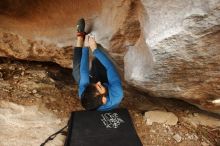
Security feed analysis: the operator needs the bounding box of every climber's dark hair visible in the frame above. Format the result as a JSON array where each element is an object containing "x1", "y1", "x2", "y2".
[{"x1": 81, "y1": 84, "x2": 103, "y2": 110}]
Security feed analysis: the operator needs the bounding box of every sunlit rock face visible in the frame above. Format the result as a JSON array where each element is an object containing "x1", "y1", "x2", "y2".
[
  {"x1": 0, "y1": 0, "x2": 220, "y2": 113},
  {"x1": 129, "y1": 0, "x2": 220, "y2": 113}
]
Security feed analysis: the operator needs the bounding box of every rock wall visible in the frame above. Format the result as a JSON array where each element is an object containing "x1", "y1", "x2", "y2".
[
  {"x1": 0, "y1": 0, "x2": 220, "y2": 113},
  {"x1": 129, "y1": 0, "x2": 220, "y2": 113}
]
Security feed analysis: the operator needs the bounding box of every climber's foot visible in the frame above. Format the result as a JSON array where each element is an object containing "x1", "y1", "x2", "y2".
[{"x1": 76, "y1": 18, "x2": 86, "y2": 37}]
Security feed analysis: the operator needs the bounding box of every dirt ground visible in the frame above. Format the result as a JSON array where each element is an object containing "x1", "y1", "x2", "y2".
[{"x1": 0, "y1": 58, "x2": 219, "y2": 146}]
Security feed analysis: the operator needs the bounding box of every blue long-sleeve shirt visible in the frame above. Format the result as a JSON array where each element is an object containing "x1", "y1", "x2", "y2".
[{"x1": 79, "y1": 47, "x2": 123, "y2": 111}]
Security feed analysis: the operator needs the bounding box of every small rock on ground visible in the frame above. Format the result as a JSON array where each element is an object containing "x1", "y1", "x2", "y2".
[{"x1": 144, "y1": 110, "x2": 178, "y2": 125}]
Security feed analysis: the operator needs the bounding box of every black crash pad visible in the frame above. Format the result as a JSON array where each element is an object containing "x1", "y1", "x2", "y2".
[{"x1": 64, "y1": 108, "x2": 142, "y2": 146}]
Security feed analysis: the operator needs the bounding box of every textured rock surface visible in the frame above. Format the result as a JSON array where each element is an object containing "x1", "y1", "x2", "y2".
[
  {"x1": 0, "y1": 101, "x2": 66, "y2": 146},
  {"x1": 0, "y1": 0, "x2": 220, "y2": 113},
  {"x1": 0, "y1": 32, "x2": 72, "y2": 68},
  {"x1": 129, "y1": 0, "x2": 220, "y2": 114},
  {"x1": 144, "y1": 110, "x2": 178, "y2": 125},
  {"x1": 183, "y1": 112, "x2": 220, "y2": 127}
]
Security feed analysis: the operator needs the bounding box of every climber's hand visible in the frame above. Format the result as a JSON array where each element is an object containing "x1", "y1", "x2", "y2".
[{"x1": 88, "y1": 34, "x2": 97, "y2": 52}]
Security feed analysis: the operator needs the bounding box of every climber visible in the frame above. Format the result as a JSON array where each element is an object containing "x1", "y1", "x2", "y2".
[{"x1": 72, "y1": 18, "x2": 123, "y2": 111}]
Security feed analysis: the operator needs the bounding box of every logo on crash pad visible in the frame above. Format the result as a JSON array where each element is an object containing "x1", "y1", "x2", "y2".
[{"x1": 101, "y1": 113, "x2": 125, "y2": 128}]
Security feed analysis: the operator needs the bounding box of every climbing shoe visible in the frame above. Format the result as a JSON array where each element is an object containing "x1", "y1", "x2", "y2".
[{"x1": 76, "y1": 18, "x2": 86, "y2": 37}]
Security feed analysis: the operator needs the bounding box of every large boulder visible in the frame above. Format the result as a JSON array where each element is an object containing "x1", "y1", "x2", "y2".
[
  {"x1": 0, "y1": 0, "x2": 219, "y2": 113},
  {"x1": 125, "y1": 0, "x2": 220, "y2": 113}
]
